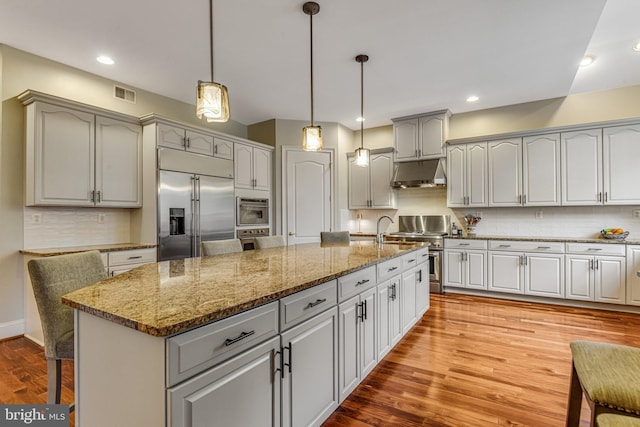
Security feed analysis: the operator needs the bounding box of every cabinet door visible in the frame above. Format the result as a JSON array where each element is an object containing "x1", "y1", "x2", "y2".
[
  {"x1": 253, "y1": 148, "x2": 272, "y2": 191},
  {"x1": 595, "y1": 256, "x2": 625, "y2": 304},
  {"x1": 466, "y1": 250, "x2": 487, "y2": 290},
  {"x1": 33, "y1": 103, "x2": 95, "y2": 206},
  {"x1": 446, "y1": 145, "x2": 467, "y2": 207},
  {"x1": 338, "y1": 296, "x2": 360, "y2": 402},
  {"x1": 565, "y1": 255, "x2": 594, "y2": 301},
  {"x1": 157, "y1": 123, "x2": 185, "y2": 150},
  {"x1": 370, "y1": 152, "x2": 396, "y2": 208},
  {"x1": 488, "y1": 138, "x2": 522, "y2": 206},
  {"x1": 415, "y1": 263, "x2": 430, "y2": 316},
  {"x1": 603, "y1": 125, "x2": 640, "y2": 204},
  {"x1": 467, "y1": 142, "x2": 488, "y2": 207},
  {"x1": 389, "y1": 277, "x2": 402, "y2": 348},
  {"x1": 360, "y1": 287, "x2": 377, "y2": 379},
  {"x1": 418, "y1": 115, "x2": 445, "y2": 158},
  {"x1": 401, "y1": 267, "x2": 418, "y2": 334},
  {"x1": 523, "y1": 134, "x2": 561, "y2": 206},
  {"x1": 627, "y1": 246, "x2": 640, "y2": 306},
  {"x1": 444, "y1": 249, "x2": 465, "y2": 288},
  {"x1": 185, "y1": 129, "x2": 214, "y2": 156},
  {"x1": 393, "y1": 119, "x2": 418, "y2": 161},
  {"x1": 348, "y1": 155, "x2": 371, "y2": 209},
  {"x1": 168, "y1": 336, "x2": 280, "y2": 427},
  {"x1": 281, "y1": 307, "x2": 338, "y2": 427},
  {"x1": 376, "y1": 282, "x2": 392, "y2": 360},
  {"x1": 234, "y1": 143, "x2": 254, "y2": 189},
  {"x1": 561, "y1": 129, "x2": 602, "y2": 205},
  {"x1": 488, "y1": 251, "x2": 523, "y2": 294},
  {"x1": 524, "y1": 253, "x2": 564, "y2": 298},
  {"x1": 95, "y1": 117, "x2": 142, "y2": 207},
  {"x1": 213, "y1": 136, "x2": 234, "y2": 160}
]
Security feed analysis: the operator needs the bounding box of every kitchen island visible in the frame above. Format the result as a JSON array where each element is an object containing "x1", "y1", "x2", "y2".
[{"x1": 62, "y1": 241, "x2": 429, "y2": 427}]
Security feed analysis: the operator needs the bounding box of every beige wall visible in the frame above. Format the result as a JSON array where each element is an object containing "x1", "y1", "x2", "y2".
[{"x1": 0, "y1": 45, "x2": 249, "y2": 336}]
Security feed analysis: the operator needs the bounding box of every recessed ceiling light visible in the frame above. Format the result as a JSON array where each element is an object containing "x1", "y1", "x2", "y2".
[
  {"x1": 633, "y1": 41, "x2": 640, "y2": 52},
  {"x1": 96, "y1": 55, "x2": 115, "y2": 65},
  {"x1": 580, "y1": 54, "x2": 595, "y2": 67},
  {"x1": 356, "y1": 117, "x2": 365, "y2": 122},
  {"x1": 466, "y1": 95, "x2": 479, "y2": 103}
]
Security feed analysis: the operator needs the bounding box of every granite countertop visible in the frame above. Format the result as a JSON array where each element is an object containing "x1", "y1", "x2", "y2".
[
  {"x1": 445, "y1": 235, "x2": 640, "y2": 245},
  {"x1": 62, "y1": 241, "x2": 426, "y2": 337},
  {"x1": 20, "y1": 243, "x2": 157, "y2": 257}
]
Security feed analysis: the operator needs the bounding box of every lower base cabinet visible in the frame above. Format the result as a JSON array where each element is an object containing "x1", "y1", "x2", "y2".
[
  {"x1": 168, "y1": 337, "x2": 281, "y2": 427},
  {"x1": 377, "y1": 276, "x2": 402, "y2": 360},
  {"x1": 415, "y1": 262, "x2": 430, "y2": 316},
  {"x1": 565, "y1": 243, "x2": 626, "y2": 304},
  {"x1": 628, "y1": 245, "x2": 640, "y2": 305},
  {"x1": 281, "y1": 307, "x2": 339, "y2": 427},
  {"x1": 338, "y1": 287, "x2": 377, "y2": 402},
  {"x1": 401, "y1": 266, "x2": 419, "y2": 333}
]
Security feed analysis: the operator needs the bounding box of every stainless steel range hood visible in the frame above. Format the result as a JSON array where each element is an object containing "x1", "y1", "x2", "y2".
[{"x1": 391, "y1": 158, "x2": 446, "y2": 188}]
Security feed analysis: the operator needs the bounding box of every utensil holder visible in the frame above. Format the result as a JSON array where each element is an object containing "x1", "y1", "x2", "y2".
[{"x1": 466, "y1": 225, "x2": 476, "y2": 237}]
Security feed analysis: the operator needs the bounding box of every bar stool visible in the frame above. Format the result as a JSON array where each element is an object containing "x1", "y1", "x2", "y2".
[
  {"x1": 254, "y1": 235, "x2": 285, "y2": 249},
  {"x1": 597, "y1": 414, "x2": 640, "y2": 427},
  {"x1": 320, "y1": 231, "x2": 350, "y2": 243},
  {"x1": 201, "y1": 239, "x2": 243, "y2": 256}
]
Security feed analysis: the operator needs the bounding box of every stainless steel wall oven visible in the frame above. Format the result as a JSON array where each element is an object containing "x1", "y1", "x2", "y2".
[{"x1": 237, "y1": 197, "x2": 269, "y2": 226}]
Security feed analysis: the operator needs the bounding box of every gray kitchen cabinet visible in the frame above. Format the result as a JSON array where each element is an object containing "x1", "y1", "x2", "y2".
[
  {"x1": 156, "y1": 120, "x2": 233, "y2": 160},
  {"x1": 487, "y1": 250, "x2": 524, "y2": 294},
  {"x1": 376, "y1": 276, "x2": 402, "y2": 360},
  {"x1": 488, "y1": 138, "x2": 522, "y2": 207},
  {"x1": 401, "y1": 265, "x2": 419, "y2": 334},
  {"x1": 444, "y1": 239, "x2": 488, "y2": 290},
  {"x1": 107, "y1": 247, "x2": 157, "y2": 277},
  {"x1": 21, "y1": 93, "x2": 142, "y2": 207},
  {"x1": 281, "y1": 306, "x2": 339, "y2": 427},
  {"x1": 627, "y1": 245, "x2": 640, "y2": 306},
  {"x1": 447, "y1": 142, "x2": 488, "y2": 207},
  {"x1": 565, "y1": 243, "x2": 625, "y2": 304},
  {"x1": 168, "y1": 337, "x2": 281, "y2": 427},
  {"x1": 234, "y1": 142, "x2": 271, "y2": 191},
  {"x1": 347, "y1": 149, "x2": 396, "y2": 209},
  {"x1": 212, "y1": 135, "x2": 234, "y2": 160},
  {"x1": 522, "y1": 133, "x2": 561, "y2": 206},
  {"x1": 393, "y1": 110, "x2": 450, "y2": 161},
  {"x1": 561, "y1": 128, "x2": 603, "y2": 205},
  {"x1": 414, "y1": 248, "x2": 431, "y2": 317},
  {"x1": 603, "y1": 124, "x2": 640, "y2": 204},
  {"x1": 338, "y1": 287, "x2": 377, "y2": 402}
]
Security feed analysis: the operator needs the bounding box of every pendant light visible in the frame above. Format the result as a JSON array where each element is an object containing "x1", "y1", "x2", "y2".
[
  {"x1": 302, "y1": 2, "x2": 322, "y2": 151},
  {"x1": 354, "y1": 54, "x2": 370, "y2": 167},
  {"x1": 196, "y1": 0, "x2": 230, "y2": 123}
]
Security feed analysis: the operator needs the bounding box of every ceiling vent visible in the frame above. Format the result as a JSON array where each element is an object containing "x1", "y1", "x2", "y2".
[{"x1": 114, "y1": 85, "x2": 136, "y2": 103}]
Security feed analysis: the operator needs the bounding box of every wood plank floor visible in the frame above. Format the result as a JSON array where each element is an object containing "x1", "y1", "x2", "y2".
[{"x1": 2, "y1": 293, "x2": 640, "y2": 427}]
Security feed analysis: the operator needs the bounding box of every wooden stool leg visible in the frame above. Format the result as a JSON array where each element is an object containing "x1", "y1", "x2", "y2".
[{"x1": 566, "y1": 362, "x2": 583, "y2": 427}]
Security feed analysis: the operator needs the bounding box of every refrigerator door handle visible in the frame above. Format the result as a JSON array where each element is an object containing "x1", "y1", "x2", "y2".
[{"x1": 196, "y1": 176, "x2": 201, "y2": 256}]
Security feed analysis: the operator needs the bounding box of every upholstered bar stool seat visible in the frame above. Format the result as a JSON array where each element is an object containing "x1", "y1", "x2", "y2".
[
  {"x1": 201, "y1": 239, "x2": 243, "y2": 256},
  {"x1": 27, "y1": 250, "x2": 107, "y2": 407},
  {"x1": 597, "y1": 414, "x2": 640, "y2": 427},
  {"x1": 320, "y1": 231, "x2": 350, "y2": 243},
  {"x1": 567, "y1": 340, "x2": 640, "y2": 426},
  {"x1": 254, "y1": 235, "x2": 285, "y2": 249}
]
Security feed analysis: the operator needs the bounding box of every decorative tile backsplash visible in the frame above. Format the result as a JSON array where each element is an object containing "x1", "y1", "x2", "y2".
[
  {"x1": 24, "y1": 207, "x2": 131, "y2": 249},
  {"x1": 347, "y1": 188, "x2": 640, "y2": 239}
]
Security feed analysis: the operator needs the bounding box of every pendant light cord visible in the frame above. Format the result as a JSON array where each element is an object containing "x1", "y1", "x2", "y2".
[
  {"x1": 209, "y1": 0, "x2": 214, "y2": 82},
  {"x1": 360, "y1": 59, "x2": 364, "y2": 149},
  {"x1": 309, "y1": 12, "x2": 314, "y2": 127}
]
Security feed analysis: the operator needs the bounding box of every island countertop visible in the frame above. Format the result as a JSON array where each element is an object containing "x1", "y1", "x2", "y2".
[{"x1": 62, "y1": 241, "x2": 426, "y2": 337}]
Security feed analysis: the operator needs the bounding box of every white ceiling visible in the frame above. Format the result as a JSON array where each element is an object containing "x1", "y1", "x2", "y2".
[{"x1": 1, "y1": 0, "x2": 639, "y2": 130}]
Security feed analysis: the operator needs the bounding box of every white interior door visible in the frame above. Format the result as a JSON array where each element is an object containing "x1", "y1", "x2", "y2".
[{"x1": 285, "y1": 149, "x2": 332, "y2": 245}]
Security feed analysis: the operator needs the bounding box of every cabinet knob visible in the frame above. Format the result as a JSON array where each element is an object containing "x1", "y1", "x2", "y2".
[{"x1": 288, "y1": 232, "x2": 295, "y2": 236}]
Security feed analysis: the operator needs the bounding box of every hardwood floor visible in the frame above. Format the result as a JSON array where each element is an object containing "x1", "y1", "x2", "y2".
[{"x1": 2, "y1": 294, "x2": 639, "y2": 427}]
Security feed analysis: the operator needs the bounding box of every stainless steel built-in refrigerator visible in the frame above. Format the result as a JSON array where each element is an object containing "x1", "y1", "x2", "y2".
[{"x1": 158, "y1": 148, "x2": 234, "y2": 261}]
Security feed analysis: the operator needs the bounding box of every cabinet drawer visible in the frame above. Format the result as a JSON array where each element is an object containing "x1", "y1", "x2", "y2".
[
  {"x1": 108, "y1": 248, "x2": 156, "y2": 266},
  {"x1": 402, "y1": 251, "x2": 420, "y2": 269},
  {"x1": 415, "y1": 248, "x2": 430, "y2": 264},
  {"x1": 108, "y1": 262, "x2": 149, "y2": 277},
  {"x1": 166, "y1": 301, "x2": 279, "y2": 387},
  {"x1": 338, "y1": 266, "x2": 376, "y2": 302},
  {"x1": 279, "y1": 280, "x2": 337, "y2": 330},
  {"x1": 377, "y1": 257, "x2": 403, "y2": 282},
  {"x1": 444, "y1": 239, "x2": 487, "y2": 250},
  {"x1": 489, "y1": 240, "x2": 565, "y2": 253},
  {"x1": 566, "y1": 243, "x2": 625, "y2": 256}
]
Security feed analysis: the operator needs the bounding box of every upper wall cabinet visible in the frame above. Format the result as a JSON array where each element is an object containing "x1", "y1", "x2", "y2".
[
  {"x1": 602, "y1": 124, "x2": 640, "y2": 205},
  {"x1": 234, "y1": 142, "x2": 271, "y2": 192},
  {"x1": 348, "y1": 149, "x2": 397, "y2": 209},
  {"x1": 561, "y1": 128, "x2": 602, "y2": 205},
  {"x1": 20, "y1": 91, "x2": 142, "y2": 208},
  {"x1": 447, "y1": 142, "x2": 488, "y2": 207},
  {"x1": 392, "y1": 110, "x2": 450, "y2": 162},
  {"x1": 157, "y1": 122, "x2": 233, "y2": 160}
]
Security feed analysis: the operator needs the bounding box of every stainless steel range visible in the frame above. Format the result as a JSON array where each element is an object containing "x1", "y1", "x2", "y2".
[{"x1": 389, "y1": 215, "x2": 449, "y2": 293}]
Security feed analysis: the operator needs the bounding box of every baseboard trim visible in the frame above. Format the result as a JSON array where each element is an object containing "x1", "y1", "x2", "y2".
[{"x1": 0, "y1": 319, "x2": 25, "y2": 341}]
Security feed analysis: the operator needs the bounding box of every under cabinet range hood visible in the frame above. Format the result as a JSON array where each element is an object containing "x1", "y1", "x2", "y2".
[{"x1": 391, "y1": 158, "x2": 446, "y2": 188}]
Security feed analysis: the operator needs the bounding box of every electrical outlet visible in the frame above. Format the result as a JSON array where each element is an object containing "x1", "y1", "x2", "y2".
[
  {"x1": 634, "y1": 209, "x2": 640, "y2": 219},
  {"x1": 535, "y1": 210, "x2": 543, "y2": 219},
  {"x1": 32, "y1": 213, "x2": 42, "y2": 224},
  {"x1": 98, "y1": 213, "x2": 106, "y2": 224}
]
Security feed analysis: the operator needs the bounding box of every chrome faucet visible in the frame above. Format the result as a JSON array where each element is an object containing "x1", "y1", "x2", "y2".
[{"x1": 376, "y1": 215, "x2": 394, "y2": 244}]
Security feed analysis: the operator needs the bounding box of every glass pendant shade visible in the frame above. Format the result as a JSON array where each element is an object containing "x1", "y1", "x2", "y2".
[
  {"x1": 354, "y1": 146, "x2": 370, "y2": 167},
  {"x1": 302, "y1": 125, "x2": 323, "y2": 151},
  {"x1": 196, "y1": 81, "x2": 230, "y2": 123}
]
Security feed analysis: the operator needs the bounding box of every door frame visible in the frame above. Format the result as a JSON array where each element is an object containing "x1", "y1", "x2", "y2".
[{"x1": 281, "y1": 146, "x2": 336, "y2": 242}]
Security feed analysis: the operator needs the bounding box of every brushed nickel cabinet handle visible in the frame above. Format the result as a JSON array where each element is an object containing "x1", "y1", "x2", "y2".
[{"x1": 224, "y1": 330, "x2": 255, "y2": 346}]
